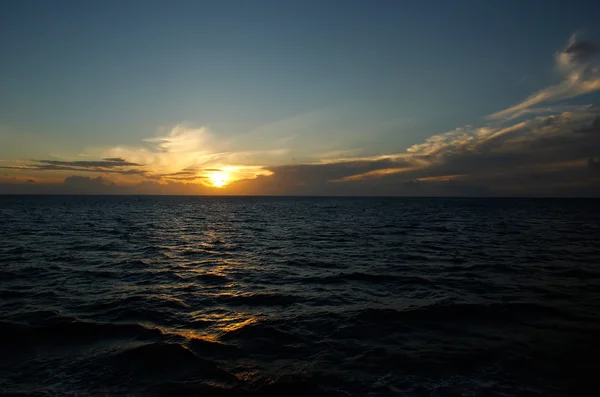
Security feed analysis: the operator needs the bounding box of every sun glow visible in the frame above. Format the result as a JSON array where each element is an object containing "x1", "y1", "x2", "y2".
[{"x1": 208, "y1": 171, "x2": 228, "y2": 188}]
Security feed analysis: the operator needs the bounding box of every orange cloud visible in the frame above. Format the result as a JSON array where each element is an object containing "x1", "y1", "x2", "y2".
[{"x1": 330, "y1": 167, "x2": 419, "y2": 182}]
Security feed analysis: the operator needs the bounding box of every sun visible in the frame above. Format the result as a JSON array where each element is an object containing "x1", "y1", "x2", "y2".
[{"x1": 208, "y1": 172, "x2": 228, "y2": 188}]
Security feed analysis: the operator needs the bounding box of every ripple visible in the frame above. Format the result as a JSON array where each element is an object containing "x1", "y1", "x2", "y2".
[
  {"x1": 1, "y1": 196, "x2": 599, "y2": 396},
  {"x1": 108, "y1": 342, "x2": 235, "y2": 382},
  {"x1": 217, "y1": 292, "x2": 302, "y2": 307}
]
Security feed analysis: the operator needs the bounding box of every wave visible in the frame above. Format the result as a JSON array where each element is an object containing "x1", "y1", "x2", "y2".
[
  {"x1": 143, "y1": 379, "x2": 344, "y2": 397},
  {"x1": 181, "y1": 249, "x2": 227, "y2": 257},
  {"x1": 112, "y1": 259, "x2": 150, "y2": 268},
  {"x1": 303, "y1": 272, "x2": 433, "y2": 285},
  {"x1": 195, "y1": 273, "x2": 231, "y2": 284},
  {"x1": 106, "y1": 307, "x2": 181, "y2": 325},
  {"x1": 217, "y1": 292, "x2": 301, "y2": 307},
  {"x1": 221, "y1": 322, "x2": 303, "y2": 345},
  {"x1": 48, "y1": 253, "x2": 81, "y2": 263},
  {"x1": 141, "y1": 270, "x2": 186, "y2": 283},
  {"x1": 0, "y1": 318, "x2": 163, "y2": 346},
  {"x1": 426, "y1": 225, "x2": 452, "y2": 233},
  {"x1": 79, "y1": 296, "x2": 189, "y2": 325},
  {"x1": 80, "y1": 294, "x2": 187, "y2": 314},
  {"x1": 3, "y1": 246, "x2": 36, "y2": 255},
  {"x1": 553, "y1": 268, "x2": 600, "y2": 279},
  {"x1": 2, "y1": 196, "x2": 600, "y2": 395},
  {"x1": 351, "y1": 302, "x2": 576, "y2": 330},
  {"x1": 71, "y1": 241, "x2": 124, "y2": 252},
  {"x1": 187, "y1": 337, "x2": 239, "y2": 356},
  {"x1": 0, "y1": 270, "x2": 18, "y2": 280},
  {"x1": 0, "y1": 289, "x2": 27, "y2": 299},
  {"x1": 283, "y1": 259, "x2": 344, "y2": 269},
  {"x1": 394, "y1": 253, "x2": 432, "y2": 262},
  {"x1": 108, "y1": 342, "x2": 236, "y2": 382},
  {"x1": 5, "y1": 309, "x2": 68, "y2": 323}
]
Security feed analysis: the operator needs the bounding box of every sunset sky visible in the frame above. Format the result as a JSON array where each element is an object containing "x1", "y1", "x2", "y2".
[{"x1": 1, "y1": 0, "x2": 600, "y2": 196}]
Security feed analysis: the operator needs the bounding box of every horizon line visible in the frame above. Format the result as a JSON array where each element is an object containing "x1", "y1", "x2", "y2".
[{"x1": 1, "y1": 194, "x2": 599, "y2": 199}]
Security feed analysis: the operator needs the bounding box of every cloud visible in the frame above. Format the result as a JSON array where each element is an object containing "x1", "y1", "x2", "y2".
[
  {"x1": 37, "y1": 158, "x2": 142, "y2": 167},
  {"x1": 407, "y1": 111, "x2": 600, "y2": 179},
  {"x1": 2, "y1": 107, "x2": 599, "y2": 196},
  {"x1": 0, "y1": 175, "x2": 220, "y2": 195},
  {"x1": 63, "y1": 176, "x2": 116, "y2": 193},
  {"x1": 105, "y1": 125, "x2": 215, "y2": 173},
  {"x1": 103, "y1": 124, "x2": 281, "y2": 184},
  {"x1": 330, "y1": 166, "x2": 418, "y2": 183},
  {"x1": 3, "y1": 33, "x2": 600, "y2": 197},
  {"x1": 0, "y1": 125, "x2": 277, "y2": 185},
  {"x1": 0, "y1": 157, "x2": 146, "y2": 175},
  {"x1": 4, "y1": 108, "x2": 599, "y2": 196},
  {"x1": 223, "y1": 107, "x2": 600, "y2": 196},
  {"x1": 488, "y1": 34, "x2": 600, "y2": 121},
  {"x1": 558, "y1": 36, "x2": 600, "y2": 68},
  {"x1": 102, "y1": 157, "x2": 132, "y2": 163}
]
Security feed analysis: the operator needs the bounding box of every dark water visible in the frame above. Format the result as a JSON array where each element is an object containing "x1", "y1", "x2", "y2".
[{"x1": 1, "y1": 196, "x2": 600, "y2": 396}]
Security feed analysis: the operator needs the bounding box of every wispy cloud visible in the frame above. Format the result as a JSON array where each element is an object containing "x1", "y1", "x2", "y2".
[
  {"x1": 221, "y1": 69, "x2": 600, "y2": 195},
  {"x1": 103, "y1": 124, "x2": 280, "y2": 184},
  {"x1": 3, "y1": 33, "x2": 600, "y2": 196},
  {"x1": 1, "y1": 125, "x2": 280, "y2": 186},
  {"x1": 0, "y1": 157, "x2": 146, "y2": 174},
  {"x1": 488, "y1": 34, "x2": 600, "y2": 121},
  {"x1": 330, "y1": 167, "x2": 418, "y2": 183}
]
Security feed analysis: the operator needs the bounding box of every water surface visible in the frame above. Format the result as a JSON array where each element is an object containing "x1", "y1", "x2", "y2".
[{"x1": 1, "y1": 196, "x2": 599, "y2": 396}]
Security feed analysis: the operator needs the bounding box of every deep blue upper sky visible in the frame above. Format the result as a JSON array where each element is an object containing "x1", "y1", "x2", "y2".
[{"x1": 1, "y1": 0, "x2": 600, "y2": 162}]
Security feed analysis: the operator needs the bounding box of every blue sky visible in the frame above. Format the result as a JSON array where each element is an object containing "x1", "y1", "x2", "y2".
[{"x1": 2, "y1": 0, "x2": 600, "y2": 195}]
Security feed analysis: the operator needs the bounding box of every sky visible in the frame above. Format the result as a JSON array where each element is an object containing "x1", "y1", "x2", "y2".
[{"x1": 1, "y1": 0, "x2": 600, "y2": 196}]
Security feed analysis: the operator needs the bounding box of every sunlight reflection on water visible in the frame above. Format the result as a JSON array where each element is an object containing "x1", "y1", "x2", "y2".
[{"x1": 1, "y1": 196, "x2": 599, "y2": 396}]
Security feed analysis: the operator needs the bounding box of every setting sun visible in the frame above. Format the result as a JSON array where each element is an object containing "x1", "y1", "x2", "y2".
[{"x1": 208, "y1": 171, "x2": 228, "y2": 188}]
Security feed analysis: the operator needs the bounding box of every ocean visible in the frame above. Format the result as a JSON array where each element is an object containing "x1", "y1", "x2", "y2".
[{"x1": 1, "y1": 196, "x2": 599, "y2": 396}]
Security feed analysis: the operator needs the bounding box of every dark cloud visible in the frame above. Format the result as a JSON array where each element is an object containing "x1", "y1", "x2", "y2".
[
  {"x1": 37, "y1": 159, "x2": 142, "y2": 167},
  {"x1": 163, "y1": 176, "x2": 207, "y2": 181},
  {"x1": 0, "y1": 175, "x2": 214, "y2": 195},
  {"x1": 2, "y1": 106, "x2": 600, "y2": 196},
  {"x1": 466, "y1": 117, "x2": 599, "y2": 172},
  {"x1": 102, "y1": 157, "x2": 129, "y2": 162},
  {"x1": 224, "y1": 114, "x2": 600, "y2": 196},
  {"x1": 262, "y1": 158, "x2": 412, "y2": 193},
  {"x1": 163, "y1": 171, "x2": 196, "y2": 176},
  {"x1": 225, "y1": 166, "x2": 493, "y2": 197},
  {"x1": 0, "y1": 166, "x2": 31, "y2": 170},
  {"x1": 224, "y1": 158, "x2": 413, "y2": 196},
  {"x1": 35, "y1": 165, "x2": 146, "y2": 174},
  {"x1": 267, "y1": 158, "x2": 413, "y2": 180},
  {"x1": 157, "y1": 169, "x2": 211, "y2": 181},
  {"x1": 0, "y1": 157, "x2": 146, "y2": 175},
  {"x1": 576, "y1": 116, "x2": 600, "y2": 134},
  {"x1": 563, "y1": 39, "x2": 600, "y2": 63},
  {"x1": 63, "y1": 176, "x2": 116, "y2": 194}
]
